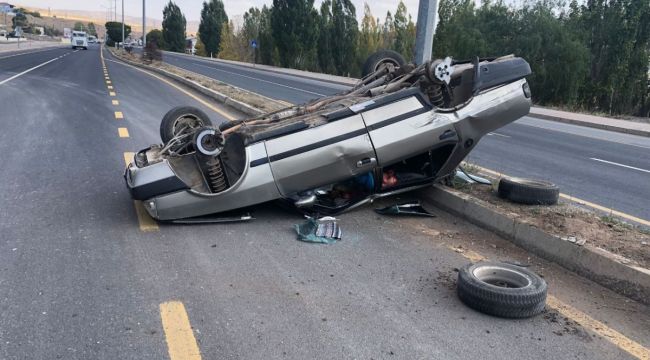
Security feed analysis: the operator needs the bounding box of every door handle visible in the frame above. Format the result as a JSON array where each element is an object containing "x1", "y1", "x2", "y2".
[{"x1": 356, "y1": 157, "x2": 377, "y2": 168}]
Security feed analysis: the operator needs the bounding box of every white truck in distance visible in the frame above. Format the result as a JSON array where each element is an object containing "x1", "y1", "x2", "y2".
[{"x1": 71, "y1": 31, "x2": 88, "y2": 50}]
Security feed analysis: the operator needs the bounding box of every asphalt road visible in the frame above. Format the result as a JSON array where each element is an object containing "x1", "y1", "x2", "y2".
[
  {"x1": 0, "y1": 45, "x2": 648, "y2": 359},
  {"x1": 162, "y1": 52, "x2": 650, "y2": 221}
]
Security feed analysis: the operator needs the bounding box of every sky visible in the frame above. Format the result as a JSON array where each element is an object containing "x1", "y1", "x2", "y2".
[{"x1": 13, "y1": 0, "x2": 424, "y2": 22}]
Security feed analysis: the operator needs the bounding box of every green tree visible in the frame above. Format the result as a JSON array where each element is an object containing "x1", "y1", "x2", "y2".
[
  {"x1": 242, "y1": 7, "x2": 262, "y2": 63},
  {"x1": 11, "y1": 12, "x2": 28, "y2": 29},
  {"x1": 358, "y1": 3, "x2": 381, "y2": 64},
  {"x1": 198, "y1": 0, "x2": 229, "y2": 57},
  {"x1": 271, "y1": 0, "x2": 319, "y2": 70},
  {"x1": 162, "y1": 1, "x2": 187, "y2": 52},
  {"x1": 317, "y1": 1, "x2": 334, "y2": 73},
  {"x1": 258, "y1": 6, "x2": 275, "y2": 65},
  {"x1": 87, "y1": 22, "x2": 97, "y2": 36},
  {"x1": 218, "y1": 21, "x2": 238, "y2": 60},
  {"x1": 146, "y1": 29, "x2": 164, "y2": 48},
  {"x1": 104, "y1": 22, "x2": 131, "y2": 46},
  {"x1": 74, "y1": 21, "x2": 85, "y2": 31},
  {"x1": 392, "y1": 1, "x2": 415, "y2": 61},
  {"x1": 330, "y1": 0, "x2": 358, "y2": 75}
]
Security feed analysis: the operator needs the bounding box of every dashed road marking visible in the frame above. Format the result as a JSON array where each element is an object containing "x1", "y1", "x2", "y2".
[
  {"x1": 590, "y1": 157, "x2": 650, "y2": 174},
  {"x1": 109, "y1": 91, "x2": 117, "y2": 96},
  {"x1": 115, "y1": 111, "x2": 124, "y2": 119},
  {"x1": 160, "y1": 301, "x2": 202, "y2": 360},
  {"x1": 104, "y1": 58, "x2": 237, "y2": 121},
  {"x1": 107, "y1": 85, "x2": 114, "y2": 90},
  {"x1": 112, "y1": 100, "x2": 119, "y2": 105},
  {"x1": 106, "y1": 80, "x2": 112, "y2": 84},
  {"x1": 0, "y1": 56, "x2": 61, "y2": 86},
  {"x1": 118, "y1": 127, "x2": 130, "y2": 137}
]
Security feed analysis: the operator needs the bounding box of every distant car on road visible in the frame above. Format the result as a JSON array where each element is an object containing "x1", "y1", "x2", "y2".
[
  {"x1": 71, "y1": 31, "x2": 88, "y2": 50},
  {"x1": 87, "y1": 35, "x2": 97, "y2": 44}
]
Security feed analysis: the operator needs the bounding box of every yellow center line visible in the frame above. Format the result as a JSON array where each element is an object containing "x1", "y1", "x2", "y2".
[
  {"x1": 118, "y1": 127, "x2": 130, "y2": 138},
  {"x1": 160, "y1": 301, "x2": 202, "y2": 360},
  {"x1": 105, "y1": 58, "x2": 236, "y2": 121},
  {"x1": 450, "y1": 247, "x2": 649, "y2": 359},
  {"x1": 107, "y1": 85, "x2": 114, "y2": 90},
  {"x1": 110, "y1": 91, "x2": 117, "y2": 96},
  {"x1": 112, "y1": 100, "x2": 119, "y2": 105},
  {"x1": 106, "y1": 80, "x2": 112, "y2": 84},
  {"x1": 123, "y1": 153, "x2": 160, "y2": 232},
  {"x1": 115, "y1": 111, "x2": 124, "y2": 119},
  {"x1": 466, "y1": 163, "x2": 650, "y2": 227}
]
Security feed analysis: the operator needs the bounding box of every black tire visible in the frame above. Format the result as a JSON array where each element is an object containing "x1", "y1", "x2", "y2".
[
  {"x1": 362, "y1": 49, "x2": 406, "y2": 78},
  {"x1": 497, "y1": 177, "x2": 559, "y2": 205},
  {"x1": 457, "y1": 262, "x2": 547, "y2": 318},
  {"x1": 160, "y1": 106, "x2": 213, "y2": 143}
]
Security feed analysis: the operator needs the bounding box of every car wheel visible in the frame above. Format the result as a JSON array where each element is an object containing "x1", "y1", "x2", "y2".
[
  {"x1": 193, "y1": 127, "x2": 224, "y2": 156},
  {"x1": 160, "y1": 106, "x2": 213, "y2": 143},
  {"x1": 497, "y1": 177, "x2": 559, "y2": 205},
  {"x1": 457, "y1": 262, "x2": 547, "y2": 318},
  {"x1": 362, "y1": 49, "x2": 406, "y2": 78}
]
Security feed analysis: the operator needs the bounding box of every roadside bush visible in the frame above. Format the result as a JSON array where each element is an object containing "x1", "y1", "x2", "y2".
[{"x1": 143, "y1": 41, "x2": 163, "y2": 63}]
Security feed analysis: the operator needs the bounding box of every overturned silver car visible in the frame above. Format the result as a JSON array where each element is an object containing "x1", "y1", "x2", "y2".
[{"x1": 125, "y1": 54, "x2": 532, "y2": 220}]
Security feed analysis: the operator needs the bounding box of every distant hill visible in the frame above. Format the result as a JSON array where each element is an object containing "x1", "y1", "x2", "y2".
[{"x1": 14, "y1": 5, "x2": 200, "y2": 36}]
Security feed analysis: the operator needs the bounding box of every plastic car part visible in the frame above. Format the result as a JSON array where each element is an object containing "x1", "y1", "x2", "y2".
[
  {"x1": 497, "y1": 177, "x2": 559, "y2": 205},
  {"x1": 457, "y1": 262, "x2": 547, "y2": 318}
]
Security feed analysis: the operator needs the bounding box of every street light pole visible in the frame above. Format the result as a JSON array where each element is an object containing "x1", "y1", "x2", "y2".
[
  {"x1": 414, "y1": 0, "x2": 439, "y2": 65},
  {"x1": 142, "y1": 0, "x2": 146, "y2": 47},
  {"x1": 121, "y1": 0, "x2": 124, "y2": 45}
]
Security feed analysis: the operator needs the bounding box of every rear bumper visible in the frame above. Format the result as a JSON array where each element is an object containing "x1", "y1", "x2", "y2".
[{"x1": 124, "y1": 159, "x2": 189, "y2": 202}]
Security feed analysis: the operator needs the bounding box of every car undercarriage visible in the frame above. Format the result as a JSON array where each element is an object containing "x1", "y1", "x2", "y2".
[{"x1": 125, "y1": 54, "x2": 532, "y2": 221}]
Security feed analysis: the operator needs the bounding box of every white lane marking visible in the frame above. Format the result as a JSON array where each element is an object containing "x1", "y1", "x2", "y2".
[
  {"x1": 184, "y1": 59, "x2": 328, "y2": 97},
  {"x1": 517, "y1": 117, "x2": 650, "y2": 150},
  {"x1": 487, "y1": 132, "x2": 511, "y2": 138},
  {"x1": 590, "y1": 158, "x2": 650, "y2": 174},
  {"x1": 0, "y1": 56, "x2": 61, "y2": 86},
  {"x1": 0, "y1": 47, "x2": 65, "y2": 60}
]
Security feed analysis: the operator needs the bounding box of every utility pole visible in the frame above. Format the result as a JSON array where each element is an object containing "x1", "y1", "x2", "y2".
[
  {"x1": 121, "y1": 0, "x2": 124, "y2": 45},
  {"x1": 142, "y1": 0, "x2": 146, "y2": 47},
  {"x1": 114, "y1": 0, "x2": 117, "y2": 22},
  {"x1": 414, "y1": 0, "x2": 439, "y2": 65}
]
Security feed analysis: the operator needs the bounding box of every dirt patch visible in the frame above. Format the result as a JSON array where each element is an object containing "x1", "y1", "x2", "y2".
[
  {"x1": 109, "y1": 49, "x2": 287, "y2": 114},
  {"x1": 454, "y1": 181, "x2": 649, "y2": 268}
]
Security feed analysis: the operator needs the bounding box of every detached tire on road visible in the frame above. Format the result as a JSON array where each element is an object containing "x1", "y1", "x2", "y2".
[
  {"x1": 497, "y1": 177, "x2": 559, "y2": 205},
  {"x1": 160, "y1": 106, "x2": 213, "y2": 143},
  {"x1": 457, "y1": 262, "x2": 547, "y2": 318},
  {"x1": 362, "y1": 49, "x2": 406, "y2": 78}
]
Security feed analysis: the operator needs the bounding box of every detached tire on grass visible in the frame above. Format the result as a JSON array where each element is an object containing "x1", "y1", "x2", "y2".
[
  {"x1": 457, "y1": 262, "x2": 547, "y2": 318},
  {"x1": 498, "y1": 177, "x2": 559, "y2": 205},
  {"x1": 457, "y1": 262, "x2": 547, "y2": 319},
  {"x1": 160, "y1": 106, "x2": 213, "y2": 143}
]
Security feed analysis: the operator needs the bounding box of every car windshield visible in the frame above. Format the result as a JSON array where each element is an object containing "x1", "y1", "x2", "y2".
[{"x1": 73, "y1": 33, "x2": 86, "y2": 38}]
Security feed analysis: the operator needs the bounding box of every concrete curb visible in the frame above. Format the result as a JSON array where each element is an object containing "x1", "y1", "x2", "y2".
[
  {"x1": 529, "y1": 110, "x2": 650, "y2": 138},
  {"x1": 419, "y1": 185, "x2": 650, "y2": 306},
  {"x1": 108, "y1": 50, "x2": 269, "y2": 117}
]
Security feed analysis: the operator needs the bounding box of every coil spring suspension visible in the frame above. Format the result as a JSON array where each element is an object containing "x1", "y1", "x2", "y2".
[
  {"x1": 428, "y1": 84, "x2": 445, "y2": 108},
  {"x1": 205, "y1": 157, "x2": 228, "y2": 193}
]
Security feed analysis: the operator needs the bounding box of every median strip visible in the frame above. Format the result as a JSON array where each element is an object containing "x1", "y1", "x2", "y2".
[{"x1": 160, "y1": 301, "x2": 202, "y2": 360}]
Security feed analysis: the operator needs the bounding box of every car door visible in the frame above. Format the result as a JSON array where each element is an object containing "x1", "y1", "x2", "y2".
[
  {"x1": 359, "y1": 89, "x2": 459, "y2": 167},
  {"x1": 265, "y1": 115, "x2": 377, "y2": 196}
]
